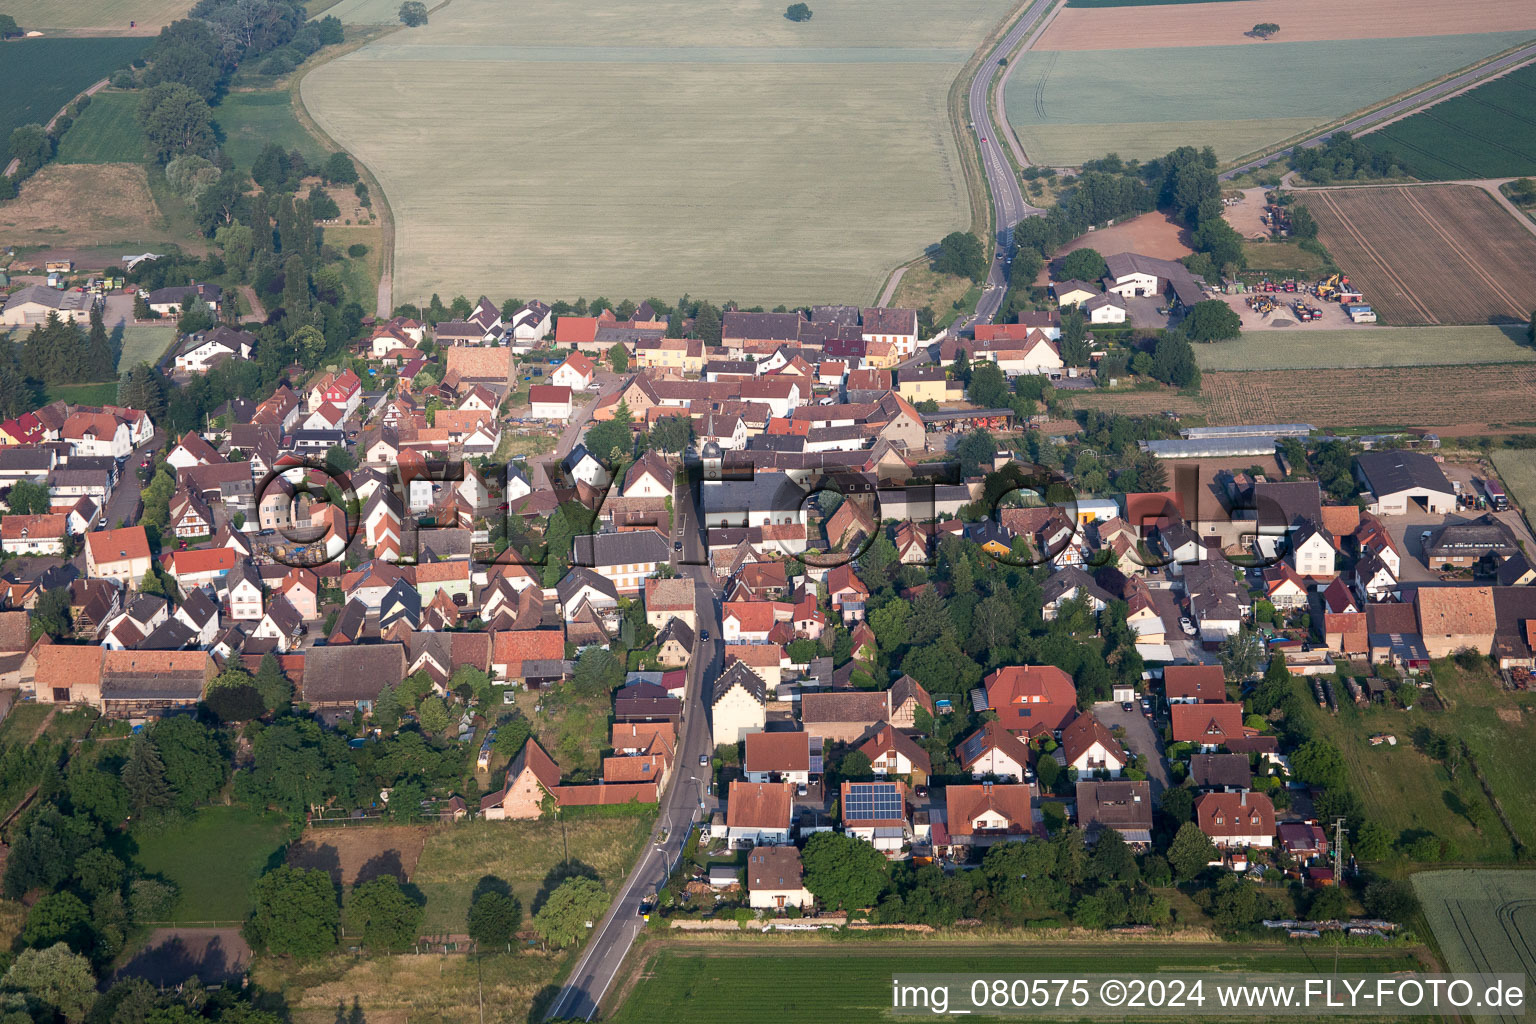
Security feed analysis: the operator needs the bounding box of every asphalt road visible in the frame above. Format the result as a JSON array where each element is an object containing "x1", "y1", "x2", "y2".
[
  {"x1": 1220, "y1": 43, "x2": 1536, "y2": 181},
  {"x1": 964, "y1": 0, "x2": 1056, "y2": 327},
  {"x1": 544, "y1": 464, "x2": 722, "y2": 1021}
]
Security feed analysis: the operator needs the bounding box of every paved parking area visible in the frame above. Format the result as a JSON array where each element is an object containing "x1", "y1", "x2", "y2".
[{"x1": 1094, "y1": 700, "x2": 1169, "y2": 800}]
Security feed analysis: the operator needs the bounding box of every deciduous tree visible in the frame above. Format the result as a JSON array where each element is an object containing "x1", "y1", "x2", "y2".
[
  {"x1": 248, "y1": 866, "x2": 340, "y2": 957},
  {"x1": 533, "y1": 876, "x2": 608, "y2": 948}
]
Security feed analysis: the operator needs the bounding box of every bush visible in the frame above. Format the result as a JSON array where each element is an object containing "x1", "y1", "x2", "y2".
[
  {"x1": 347, "y1": 243, "x2": 369, "y2": 258},
  {"x1": 260, "y1": 51, "x2": 298, "y2": 76}
]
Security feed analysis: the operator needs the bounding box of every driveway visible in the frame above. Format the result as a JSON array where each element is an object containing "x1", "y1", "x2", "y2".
[{"x1": 1094, "y1": 700, "x2": 1170, "y2": 800}]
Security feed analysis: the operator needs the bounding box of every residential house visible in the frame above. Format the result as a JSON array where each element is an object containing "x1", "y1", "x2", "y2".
[
  {"x1": 888, "y1": 675, "x2": 933, "y2": 728},
  {"x1": 859, "y1": 722, "x2": 931, "y2": 784},
  {"x1": 743, "y1": 730, "x2": 813, "y2": 785},
  {"x1": 1170, "y1": 702, "x2": 1246, "y2": 751},
  {"x1": 529, "y1": 386, "x2": 573, "y2": 421},
  {"x1": 1061, "y1": 713, "x2": 1127, "y2": 777},
  {"x1": 85, "y1": 527, "x2": 152, "y2": 589},
  {"x1": 711, "y1": 662, "x2": 767, "y2": 745},
  {"x1": 1415, "y1": 586, "x2": 1495, "y2": 659},
  {"x1": 301, "y1": 643, "x2": 405, "y2": 711},
  {"x1": 747, "y1": 847, "x2": 813, "y2": 911},
  {"x1": 226, "y1": 562, "x2": 265, "y2": 620},
  {"x1": 1163, "y1": 665, "x2": 1227, "y2": 703},
  {"x1": 726, "y1": 781, "x2": 794, "y2": 846},
  {"x1": 825, "y1": 564, "x2": 869, "y2": 624},
  {"x1": 491, "y1": 629, "x2": 568, "y2": 687},
  {"x1": 1196, "y1": 791, "x2": 1276, "y2": 848},
  {"x1": 955, "y1": 720, "x2": 1032, "y2": 781},
  {"x1": 800, "y1": 689, "x2": 890, "y2": 744},
  {"x1": 644, "y1": 576, "x2": 696, "y2": 630},
  {"x1": 98, "y1": 650, "x2": 214, "y2": 717},
  {"x1": 983, "y1": 665, "x2": 1078, "y2": 737},
  {"x1": 0, "y1": 514, "x2": 67, "y2": 555},
  {"x1": 550, "y1": 353, "x2": 596, "y2": 390},
  {"x1": 145, "y1": 282, "x2": 221, "y2": 316},
  {"x1": 174, "y1": 326, "x2": 255, "y2": 373},
  {"x1": 840, "y1": 780, "x2": 909, "y2": 851},
  {"x1": 656, "y1": 619, "x2": 696, "y2": 667},
  {"x1": 481, "y1": 739, "x2": 561, "y2": 820},
  {"x1": 1189, "y1": 753, "x2": 1252, "y2": 791},
  {"x1": 943, "y1": 783, "x2": 1033, "y2": 850},
  {"x1": 572, "y1": 529, "x2": 669, "y2": 594}
]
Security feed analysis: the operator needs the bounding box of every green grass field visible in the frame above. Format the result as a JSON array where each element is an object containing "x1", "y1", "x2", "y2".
[
  {"x1": 303, "y1": 0, "x2": 1017, "y2": 305},
  {"x1": 56, "y1": 92, "x2": 147, "y2": 164},
  {"x1": 117, "y1": 324, "x2": 177, "y2": 371},
  {"x1": 1491, "y1": 450, "x2": 1536, "y2": 517},
  {"x1": 0, "y1": 0, "x2": 192, "y2": 31},
  {"x1": 610, "y1": 943, "x2": 1429, "y2": 1024},
  {"x1": 132, "y1": 806, "x2": 290, "y2": 923},
  {"x1": 1191, "y1": 325, "x2": 1535, "y2": 371},
  {"x1": 0, "y1": 703, "x2": 52, "y2": 745},
  {"x1": 315, "y1": 0, "x2": 404, "y2": 24},
  {"x1": 1363, "y1": 63, "x2": 1536, "y2": 180},
  {"x1": 214, "y1": 89, "x2": 331, "y2": 170},
  {"x1": 1240, "y1": 240, "x2": 1329, "y2": 274},
  {"x1": 1298, "y1": 660, "x2": 1536, "y2": 865},
  {"x1": 1005, "y1": 32, "x2": 1536, "y2": 165},
  {"x1": 45, "y1": 382, "x2": 119, "y2": 405},
  {"x1": 410, "y1": 816, "x2": 650, "y2": 933},
  {"x1": 1413, "y1": 871, "x2": 1536, "y2": 982},
  {"x1": 0, "y1": 38, "x2": 149, "y2": 167}
]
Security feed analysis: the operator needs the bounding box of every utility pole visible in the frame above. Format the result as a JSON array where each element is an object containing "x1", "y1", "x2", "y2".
[{"x1": 1333, "y1": 816, "x2": 1348, "y2": 883}]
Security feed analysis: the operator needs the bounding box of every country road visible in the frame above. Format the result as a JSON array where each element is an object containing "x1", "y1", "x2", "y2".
[
  {"x1": 543, "y1": 466, "x2": 721, "y2": 1021},
  {"x1": 1221, "y1": 42, "x2": 1536, "y2": 181},
  {"x1": 963, "y1": 0, "x2": 1058, "y2": 327}
]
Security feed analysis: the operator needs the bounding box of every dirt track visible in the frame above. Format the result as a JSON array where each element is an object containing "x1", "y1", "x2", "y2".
[{"x1": 1035, "y1": 0, "x2": 1536, "y2": 51}]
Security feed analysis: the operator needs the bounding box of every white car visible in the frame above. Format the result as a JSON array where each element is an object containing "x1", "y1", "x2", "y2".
[{"x1": 1179, "y1": 617, "x2": 1197, "y2": 636}]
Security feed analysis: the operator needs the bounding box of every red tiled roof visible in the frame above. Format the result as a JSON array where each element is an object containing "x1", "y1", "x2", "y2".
[
  {"x1": 1197, "y1": 791, "x2": 1276, "y2": 840},
  {"x1": 1170, "y1": 702, "x2": 1245, "y2": 744},
  {"x1": 86, "y1": 526, "x2": 150, "y2": 565},
  {"x1": 726, "y1": 780, "x2": 793, "y2": 829},
  {"x1": 1163, "y1": 665, "x2": 1227, "y2": 701},
  {"x1": 984, "y1": 665, "x2": 1077, "y2": 736},
  {"x1": 744, "y1": 731, "x2": 810, "y2": 773}
]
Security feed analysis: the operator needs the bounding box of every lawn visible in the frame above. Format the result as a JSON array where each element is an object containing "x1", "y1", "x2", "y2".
[
  {"x1": 891, "y1": 264, "x2": 978, "y2": 326},
  {"x1": 1190, "y1": 325, "x2": 1536, "y2": 371},
  {"x1": 56, "y1": 92, "x2": 148, "y2": 165},
  {"x1": 118, "y1": 324, "x2": 178, "y2": 370},
  {"x1": 609, "y1": 942, "x2": 1429, "y2": 1024},
  {"x1": 214, "y1": 89, "x2": 331, "y2": 171},
  {"x1": 0, "y1": 38, "x2": 150, "y2": 166},
  {"x1": 1362, "y1": 62, "x2": 1536, "y2": 180},
  {"x1": 0, "y1": 703, "x2": 52, "y2": 745},
  {"x1": 318, "y1": 223, "x2": 385, "y2": 308},
  {"x1": 302, "y1": 0, "x2": 1018, "y2": 306},
  {"x1": 1004, "y1": 32, "x2": 1536, "y2": 165},
  {"x1": 409, "y1": 816, "x2": 651, "y2": 933},
  {"x1": 132, "y1": 806, "x2": 291, "y2": 924}
]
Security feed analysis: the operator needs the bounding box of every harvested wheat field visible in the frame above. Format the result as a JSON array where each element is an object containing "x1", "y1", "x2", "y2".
[
  {"x1": 0, "y1": 163, "x2": 167, "y2": 247},
  {"x1": 1036, "y1": 0, "x2": 1536, "y2": 50},
  {"x1": 1202, "y1": 365, "x2": 1536, "y2": 429},
  {"x1": 1296, "y1": 184, "x2": 1536, "y2": 326},
  {"x1": 286, "y1": 824, "x2": 431, "y2": 887}
]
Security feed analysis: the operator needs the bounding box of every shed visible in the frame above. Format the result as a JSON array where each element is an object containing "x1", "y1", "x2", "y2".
[{"x1": 708, "y1": 865, "x2": 740, "y2": 888}]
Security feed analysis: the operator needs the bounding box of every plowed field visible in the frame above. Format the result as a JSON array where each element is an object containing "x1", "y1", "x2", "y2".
[
  {"x1": 1296, "y1": 184, "x2": 1536, "y2": 326},
  {"x1": 1202, "y1": 365, "x2": 1536, "y2": 429}
]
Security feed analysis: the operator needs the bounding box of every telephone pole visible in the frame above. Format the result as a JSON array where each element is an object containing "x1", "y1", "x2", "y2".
[{"x1": 1333, "y1": 816, "x2": 1348, "y2": 882}]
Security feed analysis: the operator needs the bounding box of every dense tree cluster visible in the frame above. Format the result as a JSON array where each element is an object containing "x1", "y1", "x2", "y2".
[{"x1": 1289, "y1": 132, "x2": 1404, "y2": 184}]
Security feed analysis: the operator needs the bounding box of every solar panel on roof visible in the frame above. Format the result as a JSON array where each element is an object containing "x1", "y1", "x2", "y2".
[{"x1": 844, "y1": 783, "x2": 902, "y2": 821}]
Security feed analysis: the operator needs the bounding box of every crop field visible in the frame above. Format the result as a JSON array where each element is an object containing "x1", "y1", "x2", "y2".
[
  {"x1": 0, "y1": 0, "x2": 193, "y2": 31},
  {"x1": 1039, "y1": 0, "x2": 1536, "y2": 50},
  {"x1": 1200, "y1": 365, "x2": 1536, "y2": 430},
  {"x1": 133, "y1": 806, "x2": 290, "y2": 923},
  {"x1": 303, "y1": 0, "x2": 1018, "y2": 306},
  {"x1": 214, "y1": 90, "x2": 330, "y2": 171},
  {"x1": 56, "y1": 92, "x2": 147, "y2": 164},
  {"x1": 313, "y1": 0, "x2": 403, "y2": 24},
  {"x1": 1414, "y1": 871, "x2": 1536, "y2": 998},
  {"x1": 0, "y1": 38, "x2": 149, "y2": 166},
  {"x1": 1191, "y1": 326, "x2": 1536, "y2": 371},
  {"x1": 1361, "y1": 62, "x2": 1536, "y2": 180},
  {"x1": 1296, "y1": 185, "x2": 1536, "y2": 326},
  {"x1": 610, "y1": 942, "x2": 1430, "y2": 1024},
  {"x1": 1005, "y1": 32, "x2": 1535, "y2": 166}
]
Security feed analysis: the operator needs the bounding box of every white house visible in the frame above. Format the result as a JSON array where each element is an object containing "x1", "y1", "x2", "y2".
[
  {"x1": 550, "y1": 353, "x2": 595, "y2": 390},
  {"x1": 860, "y1": 307, "x2": 919, "y2": 360},
  {"x1": 725, "y1": 781, "x2": 793, "y2": 847},
  {"x1": 1061, "y1": 713, "x2": 1127, "y2": 778},
  {"x1": 711, "y1": 663, "x2": 767, "y2": 746},
  {"x1": 0, "y1": 514, "x2": 67, "y2": 555},
  {"x1": 1289, "y1": 522, "x2": 1336, "y2": 578},
  {"x1": 529, "y1": 385, "x2": 573, "y2": 421},
  {"x1": 743, "y1": 731, "x2": 812, "y2": 786},
  {"x1": 955, "y1": 722, "x2": 1031, "y2": 781},
  {"x1": 1197, "y1": 791, "x2": 1275, "y2": 849},
  {"x1": 1083, "y1": 292, "x2": 1128, "y2": 324},
  {"x1": 173, "y1": 326, "x2": 255, "y2": 373},
  {"x1": 747, "y1": 847, "x2": 813, "y2": 911},
  {"x1": 62, "y1": 412, "x2": 131, "y2": 458},
  {"x1": 507, "y1": 300, "x2": 553, "y2": 345}
]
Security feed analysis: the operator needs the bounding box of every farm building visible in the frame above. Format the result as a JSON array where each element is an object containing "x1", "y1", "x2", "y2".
[{"x1": 1354, "y1": 451, "x2": 1454, "y2": 515}]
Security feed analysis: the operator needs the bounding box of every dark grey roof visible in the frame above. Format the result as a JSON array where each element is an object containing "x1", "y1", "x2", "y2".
[
  {"x1": 263, "y1": 593, "x2": 304, "y2": 635},
  {"x1": 1042, "y1": 566, "x2": 1115, "y2": 607},
  {"x1": 722, "y1": 311, "x2": 807, "y2": 342},
  {"x1": 379, "y1": 578, "x2": 422, "y2": 624},
  {"x1": 302, "y1": 643, "x2": 405, "y2": 702},
  {"x1": 178, "y1": 586, "x2": 219, "y2": 628},
  {"x1": 572, "y1": 529, "x2": 668, "y2": 569},
  {"x1": 1252, "y1": 481, "x2": 1323, "y2": 530},
  {"x1": 1355, "y1": 450, "x2": 1453, "y2": 497},
  {"x1": 713, "y1": 662, "x2": 766, "y2": 706},
  {"x1": 1076, "y1": 780, "x2": 1153, "y2": 837},
  {"x1": 557, "y1": 565, "x2": 618, "y2": 606},
  {"x1": 0, "y1": 448, "x2": 54, "y2": 473},
  {"x1": 658, "y1": 617, "x2": 695, "y2": 652},
  {"x1": 1497, "y1": 551, "x2": 1535, "y2": 586},
  {"x1": 137, "y1": 618, "x2": 197, "y2": 651},
  {"x1": 1190, "y1": 753, "x2": 1252, "y2": 789},
  {"x1": 1427, "y1": 514, "x2": 1517, "y2": 557}
]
